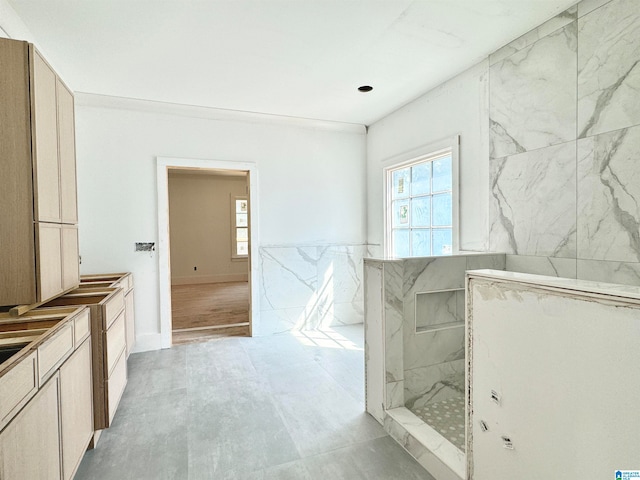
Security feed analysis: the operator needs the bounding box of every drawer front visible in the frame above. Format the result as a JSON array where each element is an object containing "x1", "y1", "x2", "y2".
[
  {"x1": 103, "y1": 289, "x2": 124, "y2": 330},
  {"x1": 105, "y1": 311, "x2": 126, "y2": 376},
  {"x1": 106, "y1": 349, "x2": 127, "y2": 425},
  {"x1": 73, "y1": 308, "x2": 90, "y2": 345},
  {"x1": 0, "y1": 351, "x2": 37, "y2": 430},
  {"x1": 38, "y1": 321, "x2": 74, "y2": 385}
]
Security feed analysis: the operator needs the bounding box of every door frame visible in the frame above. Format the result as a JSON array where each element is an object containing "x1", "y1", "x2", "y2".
[{"x1": 156, "y1": 156, "x2": 259, "y2": 349}]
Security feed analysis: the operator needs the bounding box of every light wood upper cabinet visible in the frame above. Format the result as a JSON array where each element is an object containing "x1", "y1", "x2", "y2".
[
  {"x1": 0, "y1": 37, "x2": 80, "y2": 307},
  {"x1": 62, "y1": 225, "x2": 80, "y2": 291},
  {"x1": 57, "y1": 79, "x2": 78, "y2": 225},
  {"x1": 31, "y1": 50, "x2": 61, "y2": 224},
  {"x1": 36, "y1": 223, "x2": 63, "y2": 304}
]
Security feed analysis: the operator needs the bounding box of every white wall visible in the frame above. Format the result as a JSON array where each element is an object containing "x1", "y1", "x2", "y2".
[
  {"x1": 367, "y1": 60, "x2": 490, "y2": 252},
  {"x1": 168, "y1": 172, "x2": 248, "y2": 284},
  {"x1": 75, "y1": 97, "x2": 366, "y2": 350}
]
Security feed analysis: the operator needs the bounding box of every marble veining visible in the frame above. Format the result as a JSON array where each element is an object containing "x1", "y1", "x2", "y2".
[
  {"x1": 489, "y1": 23, "x2": 577, "y2": 159},
  {"x1": 505, "y1": 255, "x2": 577, "y2": 278},
  {"x1": 259, "y1": 244, "x2": 371, "y2": 331},
  {"x1": 577, "y1": 0, "x2": 640, "y2": 138},
  {"x1": 489, "y1": 6, "x2": 577, "y2": 66},
  {"x1": 489, "y1": 142, "x2": 577, "y2": 257},
  {"x1": 577, "y1": 125, "x2": 640, "y2": 262},
  {"x1": 384, "y1": 262, "x2": 405, "y2": 385},
  {"x1": 404, "y1": 361, "x2": 465, "y2": 410},
  {"x1": 577, "y1": 258, "x2": 640, "y2": 285}
]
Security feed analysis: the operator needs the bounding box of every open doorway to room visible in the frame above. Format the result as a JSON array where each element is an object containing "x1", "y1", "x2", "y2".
[{"x1": 167, "y1": 168, "x2": 251, "y2": 345}]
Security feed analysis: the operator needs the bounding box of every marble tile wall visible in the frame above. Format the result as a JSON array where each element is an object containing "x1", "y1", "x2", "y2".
[
  {"x1": 489, "y1": 0, "x2": 640, "y2": 287},
  {"x1": 258, "y1": 244, "x2": 376, "y2": 335},
  {"x1": 364, "y1": 254, "x2": 505, "y2": 416}
]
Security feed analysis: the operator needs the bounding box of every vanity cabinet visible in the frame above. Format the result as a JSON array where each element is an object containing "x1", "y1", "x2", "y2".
[
  {"x1": 80, "y1": 273, "x2": 136, "y2": 357},
  {"x1": 44, "y1": 288, "x2": 128, "y2": 434},
  {"x1": 59, "y1": 338, "x2": 93, "y2": 480},
  {"x1": 0, "y1": 37, "x2": 79, "y2": 307},
  {"x1": 0, "y1": 307, "x2": 93, "y2": 480},
  {"x1": 0, "y1": 373, "x2": 61, "y2": 480}
]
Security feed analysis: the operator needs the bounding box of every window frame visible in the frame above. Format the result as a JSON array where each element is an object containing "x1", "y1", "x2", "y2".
[
  {"x1": 231, "y1": 195, "x2": 249, "y2": 260},
  {"x1": 383, "y1": 135, "x2": 460, "y2": 258}
]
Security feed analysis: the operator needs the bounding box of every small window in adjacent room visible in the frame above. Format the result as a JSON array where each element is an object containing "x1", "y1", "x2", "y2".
[
  {"x1": 232, "y1": 196, "x2": 249, "y2": 258},
  {"x1": 385, "y1": 140, "x2": 459, "y2": 258}
]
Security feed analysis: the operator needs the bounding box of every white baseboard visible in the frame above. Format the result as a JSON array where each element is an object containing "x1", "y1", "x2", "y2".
[{"x1": 171, "y1": 273, "x2": 249, "y2": 285}]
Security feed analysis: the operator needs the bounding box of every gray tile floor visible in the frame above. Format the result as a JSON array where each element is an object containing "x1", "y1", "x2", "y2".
[{"x1": 76, "y1": 325, "x2": 435, "y2": 480}]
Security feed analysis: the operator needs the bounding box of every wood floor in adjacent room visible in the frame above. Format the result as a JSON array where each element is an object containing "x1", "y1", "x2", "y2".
[{"x1": 171, "y1": 281, "x2": 250, "y2": 345}]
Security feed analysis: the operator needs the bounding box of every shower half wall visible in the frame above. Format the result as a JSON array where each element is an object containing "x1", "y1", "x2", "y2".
[{"x1": 364, "y1": 253, "x2": 505, "y2": 480}]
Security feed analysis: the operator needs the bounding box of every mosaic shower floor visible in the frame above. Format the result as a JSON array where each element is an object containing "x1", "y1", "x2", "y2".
[{"x1": 409, "y1": 395, "x2": 466, "y2": 451}]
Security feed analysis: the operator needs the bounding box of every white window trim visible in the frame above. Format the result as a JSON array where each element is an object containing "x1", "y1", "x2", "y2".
[
  {"x1": 382, "y1": 134, "x2": 460, "y2": 258},
  {"x1": 231, "y1": 195, "x2": 249, "y2": 260}
]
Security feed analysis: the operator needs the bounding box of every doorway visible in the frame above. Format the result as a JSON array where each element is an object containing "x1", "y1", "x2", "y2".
[
  {"x1": 168, "y1": 169, "x2": 250, "y2": 344},
  {"x1": 157, "y1": 157, "x2": 259, "y2": 349}
]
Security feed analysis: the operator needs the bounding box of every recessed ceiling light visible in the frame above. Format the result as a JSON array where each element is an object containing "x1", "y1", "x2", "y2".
[{"x1": 358, "y1": 85, "x2": 373, "y2": 93}]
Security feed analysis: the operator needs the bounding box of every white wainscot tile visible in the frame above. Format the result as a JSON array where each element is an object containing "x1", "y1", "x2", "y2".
[
  {"x1": 490, "y1": 22, "x2": 577, "y2": 158},
  {"x1": 259, "y1": 246, "x2": 318, "y2": 311},
  {"x1": 318, "y1": 301, "x2": 363, "y2": 328},
  {"x1": 404, "y1": 360, "x2": 465, "y2": 410},
  {"x1": 577, "y1": 0, "x2": 640, "y2": 137},
  {"x1": 577, "y1": 259, "x2": 640, "y2": 285},
  {"x1": 317, "y1": 245, "x2": 365, "y2": 304},
  {"x1": 578, "y1": 126, "x2": 640, "y2": 262},
  {"x1": 404, "y1": 327, "x2": 465, "y2": 372},
  {"x1": 489, "y1": 142, "x2": 577, "y2": 257},
  {"x1": 367, "y1": 244, "x2": 384, "y2": 258},
  {"x1": 506, "y1": 255, "x2": 577, "y2": 278}
]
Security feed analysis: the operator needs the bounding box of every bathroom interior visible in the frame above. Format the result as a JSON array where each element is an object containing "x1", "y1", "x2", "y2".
[{"x1": 1, "y1": 0, "x2": 638, "y2": 478}]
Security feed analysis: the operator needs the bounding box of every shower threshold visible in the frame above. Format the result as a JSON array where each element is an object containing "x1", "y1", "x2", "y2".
[{"x1": 384, "y1": 406, "x2": 465, "y2": 480}]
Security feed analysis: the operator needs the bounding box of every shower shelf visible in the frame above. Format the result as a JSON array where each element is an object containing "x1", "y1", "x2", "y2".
[{"x1": 417, "y1": 320, "x2": 464, "y2": 333}]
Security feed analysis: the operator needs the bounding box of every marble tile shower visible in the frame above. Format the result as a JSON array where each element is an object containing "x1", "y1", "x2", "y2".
[
  {"x1": 364, "y1": 254, "x2": 506, "y2": 479},
  {"x1": 488, "y1": 0, "x2": 640, "y2": 287}
]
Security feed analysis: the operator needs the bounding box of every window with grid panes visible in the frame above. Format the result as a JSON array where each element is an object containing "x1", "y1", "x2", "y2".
[
  {"x1": 387, "y1": 150, "x2": 455, "y2": 258},
  {"x1": 232, "y1": 197, "x2": 248, "y2": 258}
]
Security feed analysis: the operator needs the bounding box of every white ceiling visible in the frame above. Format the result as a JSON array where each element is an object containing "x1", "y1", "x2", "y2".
[{"x1": 8, "y1": 0, "x2": 577, "y2": 126}]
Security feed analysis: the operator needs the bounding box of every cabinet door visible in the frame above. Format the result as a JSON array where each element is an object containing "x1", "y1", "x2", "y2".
[
  {"x1": 36, "y1": 223, "x2": 62, "y2": 302},
  {"x1": 60, "y1": 338, "x2": 93, "y2": 480},
  {"x1": 61, "y1": 224, "x2": 79, "y2": 291},
  {"x1": 57, "y1": 79, "x2": 78, "y2": 224},
  {"x1": 0, "y1": 374, "x2": 61, "y2": 480},
  {"x1": 31, "y1": 49, "x2": 61, "y2": 223}
]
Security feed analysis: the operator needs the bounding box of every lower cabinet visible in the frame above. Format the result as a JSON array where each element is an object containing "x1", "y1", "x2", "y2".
[
  {"x1": 0, "y1": 373, "x2": 61, "y2": 479},
  {"x1": 0, "y1": 309, "x2": 93, "y2": 480},
  {"x1": 60, "y1": 338, "x2": 93, "y2": 480}
]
